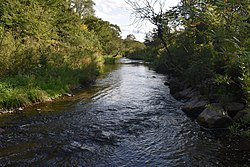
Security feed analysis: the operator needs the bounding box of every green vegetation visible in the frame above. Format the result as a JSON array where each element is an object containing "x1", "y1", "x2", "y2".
[
  {"x1": 127, "y1": 0, "x2": 250, "y2": 104},
  {"x1": 230, "y1": 108, "x2": 250, "y2": 138},
  {"x1": 0, "y1": 67, "x2": 92, "y2": 108},
  {"x1": 83, "y1": 16, "x2": 123, "y2": 56},
  {"x1": 103, "y1": 55, "x2": 122, "y2": 64},
  {"x1": 0, "y1": 0, "x2": 124, "y2": 109},
  {"x1": 127, "y1": 0, "x2": 250, "y2": 136},
  {"x1": 123, "y1": 34, "x2": 147, "y2": 60}
]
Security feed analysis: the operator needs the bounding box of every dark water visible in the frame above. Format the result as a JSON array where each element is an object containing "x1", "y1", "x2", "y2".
[{"x1": 0, "y1": 58, "x2": 249, "y2": 167}]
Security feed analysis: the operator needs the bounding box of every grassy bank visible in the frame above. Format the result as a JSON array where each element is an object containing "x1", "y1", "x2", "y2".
[
  {"x1": 0, "y1": 65, "x2": 101, "y2": 110},
  {"x1": 103, "y1": 55, "x2": 122, "y2": 64},
  {"x1": 0, "y1": 0, "x2": 110, "y2": 111}
]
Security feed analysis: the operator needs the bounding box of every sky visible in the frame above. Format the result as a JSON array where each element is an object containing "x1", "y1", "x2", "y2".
[{"x1": 93, "y1": 0, "x2": 181, "y2": 42}]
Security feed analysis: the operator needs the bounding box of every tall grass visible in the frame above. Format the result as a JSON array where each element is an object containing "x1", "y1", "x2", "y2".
[
  {"x1": 0, "y1": 65, "x2": 101, "y2": 109},
  {"x1": 103, "y1": 55, "x2": 122, "y2": 64}
]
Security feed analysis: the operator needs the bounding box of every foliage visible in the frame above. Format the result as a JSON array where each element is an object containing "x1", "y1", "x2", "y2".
[
  {"x1": 123, "y1": 34, "x2": 146, "y2": 60},
  {"x1": 0, "y1": 0, "x2": 123, "y2": 108},
  {"x1": 67, "y1": 0, "x2": 95, "y2": 17},
  {"x1": 126, "y1": 0, "x2": 174, "y2": 64},
  {"x1": 229, "y1": 108, "x2": 250, "y2": 138},
  {"x1": 84, "y1": 16, "x2": 123, "y2": 56},
  {"x1": 128, "y1": 0, "x2": 250, "y2": 104},
  {"x1": 0, "y1": 66, "x2": 98, "y2": 109},
  {"x1": 103, "y1": 55, "x2": 122, "y2": 64}
]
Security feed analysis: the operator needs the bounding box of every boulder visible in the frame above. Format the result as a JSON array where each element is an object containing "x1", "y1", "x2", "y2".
[
  {"x1": 233, "y1": 107, "x2": 250, "y2": 121},
  {"x1": 197, "y1": 103, "x2": 233, "y2": 128},
  {"x1": 173, "y1": 87, "x2": 200, "y2": 101},
  {"x1": 223, "y1": 103, "x2": 245, "y2": 118},
  {"x1": 169, "y1": 78, "x2": 184, "y2": 95},
  {"x1": 182, "y1": 95, "x2": 209, "y2": 118}
]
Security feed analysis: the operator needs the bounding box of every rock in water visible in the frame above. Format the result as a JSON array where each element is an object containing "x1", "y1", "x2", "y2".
[
  {"x1": 164, "y1": 81, "x2": 170, "y2": 86},
  {"x1": 0, "y1": 128, "x2": 5, "y2": 133},
  {"x1": 71, "y1": 141, "x2": 82, "y2": 148},
  {"x1": 197, "y1": 103, "x2": 233, "y2": 128},
  {"x1": 182, "y1": 95, "x2": 209, "y2": 118}
]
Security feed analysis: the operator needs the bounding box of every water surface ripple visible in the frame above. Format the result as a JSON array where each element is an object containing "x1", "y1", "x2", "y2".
[{"x1": 0, "y1": 59, "x2": 249, "y2": 166}]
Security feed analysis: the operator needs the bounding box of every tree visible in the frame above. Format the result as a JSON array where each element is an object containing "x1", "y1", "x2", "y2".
[
  {"x1": 84, "y1": 16, "x2": 122, "y2": 55},
  {"x1": 125, "y1": 0, "x2": 174, "y2": 63},
  {"x1": 126, "y1": 34, "x2": 136, "y2": 41},
  {"x1": 67, "y1": 0, "x2": 95, "y2": 17}
]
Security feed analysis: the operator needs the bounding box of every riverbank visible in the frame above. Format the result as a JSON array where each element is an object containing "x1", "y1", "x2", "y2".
[
  {"x1": 165, "y1": 75, "x2": 250, "y2": 138},
  {"x1": 125, "y1": 56, "x2": 249, "y2": 138},
  {"x1": 0, "y1": 56, "x2": 123, "y2": 114},
  {"x1": 0, "y1": 0, "x2": 126, "y2": 114},
  {"x1": 0, "y1": 66, "x2": 100, "y2": 114},
  {"x1": 103, "y1": 55, "x2": 122, "y2": 64}
]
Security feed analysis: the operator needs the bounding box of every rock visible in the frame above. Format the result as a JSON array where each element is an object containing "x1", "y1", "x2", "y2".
[
  {"x1": 169, "y1": 78, "x2": 190, "y2": 96},
  {"x1": 101, "y1": 131, "x2": 112, "y2": 138},
  {"x1": 46, "y1": 98, "x2": 53, "y2": 102},
  {"x1": 178, "y1": 87, "x2": 193, "y2": 99},
  {"x1": 223, "y1": 103, "x2": 245, "y2": 118},
  {"x1": 0, "y1": 128, "x2": 5, "y2": 133},
  {"x1": 233, "y1": 107, "x2": 250, "y2": 121},
  {"x1": 64, "y1": 93, "x2": 73, "y2": 97},
  {"x1": 94, "y1": 131, "x2": 115, "y2": 143},
  {"x1": 164, "y1": 81, "x2": 170, "y2": 86},
  {"x1": 71, "y1": 141, "x2": 82, "y2": 148},
  {"x1": 18, "y1": 107, "x2": 24, "y2": 111},
  {"x1": 182, "y1": 95, "x2": 209, "y2": 118},
  {"x1": 80, "y1": 144, "x2": 95, "y2": 152},
  {"x1": 197, "y1": 103, "x2": 233, "y2": 128},
  {"x1": 169, "y1": 78, "x2": 183, "y2": 94},
  {"x1": 152, "y1": 76, "x2": 156, "y2": 78},
  {"x1": 173, "y1": 87, "x2": 200, "y2": 101}
]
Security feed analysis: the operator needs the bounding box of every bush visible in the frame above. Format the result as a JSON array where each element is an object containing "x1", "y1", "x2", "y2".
[{"x1": 0, "y1": 0, "x2": 108, "y2": 109}]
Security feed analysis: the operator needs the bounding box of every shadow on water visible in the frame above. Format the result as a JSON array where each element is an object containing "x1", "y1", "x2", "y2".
[{"x1": 0, "y1": 58, "x2": 249, "y2": 167}]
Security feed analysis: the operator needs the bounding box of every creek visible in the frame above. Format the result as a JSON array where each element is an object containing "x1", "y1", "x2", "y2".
[{"x1": 0, "y1": 58, "x2": 249, "y2": 166}]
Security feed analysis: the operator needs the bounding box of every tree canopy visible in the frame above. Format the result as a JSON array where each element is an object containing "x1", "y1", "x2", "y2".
[
  {"x1": 0, "y1": 0, "x2": 125, "y2": 108},
  {"x1": 84, "y1": 16, "x2": 123, "y2": 55},
  {"x1": 127, "y1": 0, "x2": 250, "y2": 104}
]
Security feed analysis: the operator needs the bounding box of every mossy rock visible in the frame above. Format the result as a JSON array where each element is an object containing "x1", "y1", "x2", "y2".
[{"x1": 197, "y1": 103, "x2": 233, "y2": 128}]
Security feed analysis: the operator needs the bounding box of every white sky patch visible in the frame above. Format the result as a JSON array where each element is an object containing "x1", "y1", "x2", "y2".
[{"x1": 93, "y1": 0, "x2": 180, "y2": 42}]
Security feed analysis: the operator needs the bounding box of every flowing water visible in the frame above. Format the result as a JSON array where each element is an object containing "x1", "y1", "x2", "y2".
[{"x1": 0, "y1": 58, "x2": 249, "y2": 167}]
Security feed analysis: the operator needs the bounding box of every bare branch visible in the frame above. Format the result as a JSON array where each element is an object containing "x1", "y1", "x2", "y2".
[{"x1": 125, "y1": 0, "x2": 173, "y2": 63}]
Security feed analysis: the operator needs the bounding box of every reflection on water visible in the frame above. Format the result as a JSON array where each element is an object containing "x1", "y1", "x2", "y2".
[{"x1": 0, "y1": 58, "x2": 249, "y2": 166}]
